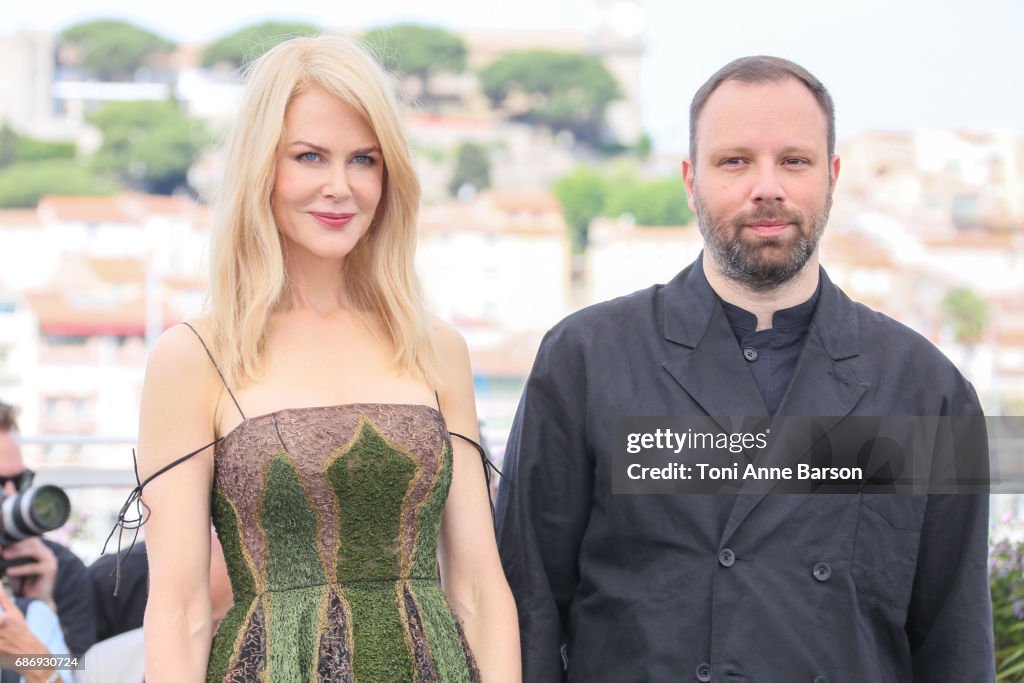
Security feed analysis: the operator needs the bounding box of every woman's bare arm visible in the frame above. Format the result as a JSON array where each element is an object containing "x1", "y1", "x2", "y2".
[
  {"x1": 436, "y1": 323, "x2": 522, "y2": 682},
  {"x1": 138, "y1": 323, "x2": 221, "y2": 683}
]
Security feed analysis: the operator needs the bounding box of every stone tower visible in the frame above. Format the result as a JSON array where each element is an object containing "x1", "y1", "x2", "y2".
[{"x1": 590, "y1": 0, "x2": 646, "y2": 145}]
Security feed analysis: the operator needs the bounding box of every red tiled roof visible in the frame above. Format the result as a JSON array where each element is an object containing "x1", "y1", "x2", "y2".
[
  {"x1": 606, "y1": 225, "x2": 699, "y2": 238},
  {"x1": 404, "y1": 112, "x2": 497, "y2": 129},
  {"x1": 190, "y1": 205, "x2": 215, "y2": 232},
  {"x1": 418, "y1": 201, "x2": 567, "y2": 236},
  {"x1": 995, "y1": 328, "x2": 1024, "y2": 347},
  {"x1": 483, "y1": 190, "x2": 562, "y2": 214},
  {"x1": 37, "y1": 196, "x2": 134, "y2": 224},
  {"x1": 162, "y1": 274, "x2": 208, "y2": 290},
  {"x1": 25, "y1": 291, "x2": 175, "y2": 336},
  {"x1": 821, "y1": 232, "x2": 897, "y2": 269},
  {"x1": 36, "y1": 193, "x2": 201, "y2": 224},
  {"x1": 0, "y1": 209, "x2": 42, "y2": 229},
  {"x1": 86, "y1": 258, "x2": 146, "y2": 284},
  {"x1": 924, "y1": 231, "x2": 1023, "y2": 250},
  {"x1": 122, "y1": 193, "x2": 198, "y2": 215}
]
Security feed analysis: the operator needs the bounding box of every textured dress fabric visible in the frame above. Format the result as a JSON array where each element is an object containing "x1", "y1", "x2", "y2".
[{"x1": 206, "y1": 402, "x2": 481, "y2": 683}]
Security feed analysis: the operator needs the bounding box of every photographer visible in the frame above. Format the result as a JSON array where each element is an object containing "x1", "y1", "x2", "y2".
[
  {"x1": 0, "y1": 403, "x2": 95, "y2": 657},
  {"x1": 0, "y1": 586, "x2": 72, "y2": 683}
]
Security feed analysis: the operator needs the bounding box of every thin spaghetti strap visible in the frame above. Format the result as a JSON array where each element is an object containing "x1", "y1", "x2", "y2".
[
  {"x1": 449, "y1": 431, "x2": 504, "y2": 518},
  {"x1": 102, "y1": 437, "x2": 221, "y2": 596},
  {"x1": 180, "y1": 321, "x2": 246, "y2": 420},
  {"x1": 434, "y1": 389, "x2": 504, "y2": 516},
  {"x1": 102, "y1": 322, "x2": 238, "y2": 596}
]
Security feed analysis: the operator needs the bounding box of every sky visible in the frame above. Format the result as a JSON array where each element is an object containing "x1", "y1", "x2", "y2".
[{"x1": 2, "y1": 0, "x2": 1022, "y2": 154}]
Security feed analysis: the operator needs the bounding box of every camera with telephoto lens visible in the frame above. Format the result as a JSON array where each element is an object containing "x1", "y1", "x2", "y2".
[{"x1": 0, "y1": 484, "x2": 71, "y2": 575}]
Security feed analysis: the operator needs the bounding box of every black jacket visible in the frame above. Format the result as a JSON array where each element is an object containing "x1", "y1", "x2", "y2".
[
  {"x1": 496, "y1": 256, "x2": 994, "y2": 682},
  {"x1": 44, "y1": 538, "x2": 97, "y2": 656},
  {"x1": 88, "y1": 539, "x2": 148, "y2": 642}
]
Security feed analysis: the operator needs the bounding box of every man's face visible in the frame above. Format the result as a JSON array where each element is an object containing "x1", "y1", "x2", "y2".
[
  {"x1": 0, "y1": 431, "x2": 25, "y2": 495},
  {"x1": 683, "y1": 77, "x2": 840, "y2": 290}
]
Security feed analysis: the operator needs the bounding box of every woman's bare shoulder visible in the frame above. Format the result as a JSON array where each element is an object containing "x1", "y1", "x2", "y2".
[
  {"x1": 429, "y1": 317, "x2": 473, "y2": 411},
  {"x1": 137, "y1": 319, "x2": 222, "y2": 476},
  {"x1": 147, "y1": 318, "x2": 215, "y2": 371},
  {"x1": 430, "y1": 316, "x2": 469, "y2": 361}
]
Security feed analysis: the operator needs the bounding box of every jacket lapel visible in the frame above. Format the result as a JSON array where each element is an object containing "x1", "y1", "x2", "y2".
[
  {"x1": 721, "y1": 270, "x2": 871, "y2": 544},
  {"x1": 661, "y1": 256, "x2": 769, "y2": 434}
]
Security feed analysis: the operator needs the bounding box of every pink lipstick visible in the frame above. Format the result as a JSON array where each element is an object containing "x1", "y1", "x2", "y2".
[{"x1": 311, "y1": 212, "x2": 355, "y2": 228}]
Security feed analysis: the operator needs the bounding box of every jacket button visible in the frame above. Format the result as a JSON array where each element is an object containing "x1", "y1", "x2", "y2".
[
  {"x1": 812, "y1": 562, "x2": 832, "y2": 582},
  {"x1": 696, "y1": 662, "x2": 712, "y2": 681},
  {"x1": 813, "y1": 676, "x2": 829, "y2": 683},
  {"x1": 718, "y1": 548, "x2": 736, "y2": 567},
  {"x1": 743, "y1": 346, "x2": 758, "y2": 362}
]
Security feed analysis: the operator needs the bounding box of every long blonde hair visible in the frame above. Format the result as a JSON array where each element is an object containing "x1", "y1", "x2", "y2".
[{"x1": 207, "y1": 34, "x2": 440, "y2": 389}]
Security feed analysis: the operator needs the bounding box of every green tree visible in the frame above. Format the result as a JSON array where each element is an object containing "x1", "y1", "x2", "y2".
[
  {"x1": 606, "y1": 177, "x2": 692, "y2": 226},
  {"x1": 479, "y1": 50, "x2": 621, "y2": 147},
  {"x1": 0, "y1": 124, "x2": 76, "y2": 168},
  {"x1": 201, "y1": 22, "x2": 320, "y2": 69},
  {"x1": 15, "y1": 138, "x2": 76, "y2": 164},
  {"x1": 941, "y1": 287, "x2": 990, "y2": 346},
  {"x1": 633, "y1": 132, "x2": 653, "y2": 160},
  {"x1": 448, "y1": 143, "x2": 491, "y2": 197},
  {"x1": 552, "y1": 166, "x2": 609, "y2": 251},
  {"x1": 552, "y1": 167, "x2": 694, "y2": 252},
  {"x1": 60, "y1": 20, "x2": 175, "y2": 80},
  {"x1": 362, "y1": 23, "x2": 466, "y2": 101},
  {"x1": 87, "y1": 101, "x2": 208, "y2": 194},
  {"x1": 0, "y1": 160, "x2": 117, "y2": 208},
  {"x1": 0, "y1": 125, "x2": 17, "y2": 167}
]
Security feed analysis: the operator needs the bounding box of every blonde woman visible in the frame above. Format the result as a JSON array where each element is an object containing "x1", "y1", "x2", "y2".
[{"x1": 129, "y1": 35, "x2": 520, "y2": 682}]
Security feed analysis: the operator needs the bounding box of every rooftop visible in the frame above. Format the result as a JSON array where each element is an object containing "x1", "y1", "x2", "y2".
[{"x1": 25, "y1": 291, "x2": 175, "y2": 336}]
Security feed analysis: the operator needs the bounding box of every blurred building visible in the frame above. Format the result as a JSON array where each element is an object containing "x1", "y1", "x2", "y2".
[
  {"x1": 585, "y1": 216, "x2": 703, "y2": 303},
  {"x1": 591, "y1": 0, "x2": 646, "y2": 145},
  {"x1": 0, "y1": 31, "x2": 55, "y2": 135},
  {"x1": 405, "y1": 112, "x2": 579, "y2": 201},
  {"x1": 838, "y1": 129, "x2": 1024, "y2": 232},
  {"x1": 1, "y1": 188, "x2": 569, "y2": 473},
  {"x1": 170, "y1": 44, "x2": 246, "y2": 126},
  {"x1": 418, "y1": 188, "x2": 571, "y2": 452},
  {"x1": 419, "y1": 189, "x2": 571, "y2": 331},
  {"x1": 0, "y1": 194, "x2": 209, "y2": 444}
]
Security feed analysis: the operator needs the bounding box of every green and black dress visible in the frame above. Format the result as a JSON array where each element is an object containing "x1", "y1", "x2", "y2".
[
  {"x1": 108, "y1": 323, "x2": 483, "y2": 682},
  {"x1": 206, "y1": 402, "x2": 481, "y2": 682}
]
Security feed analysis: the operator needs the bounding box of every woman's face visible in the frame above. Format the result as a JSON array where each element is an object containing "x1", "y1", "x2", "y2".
[{"x1": 271, "y1": 88, "x2": 384, "y2": 267}]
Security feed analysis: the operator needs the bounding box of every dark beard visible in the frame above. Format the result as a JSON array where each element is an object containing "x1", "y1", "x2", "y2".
[{"x1": 696, "y1": 191, "x2": 832, "y2": 292}]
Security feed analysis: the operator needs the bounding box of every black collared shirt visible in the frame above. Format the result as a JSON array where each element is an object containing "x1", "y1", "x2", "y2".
[{"x1": 720, "y1": 285, "x2": 820, "y2": 415}]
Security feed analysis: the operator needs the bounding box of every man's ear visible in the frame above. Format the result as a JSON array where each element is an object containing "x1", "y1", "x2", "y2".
[{"x1": 682, "y1": 158, "x2": 697, "y2": 213}]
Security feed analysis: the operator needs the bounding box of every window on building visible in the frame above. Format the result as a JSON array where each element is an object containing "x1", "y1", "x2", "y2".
[{"x1": 43, "y1": 335, "x2": 88, "y2": 346}]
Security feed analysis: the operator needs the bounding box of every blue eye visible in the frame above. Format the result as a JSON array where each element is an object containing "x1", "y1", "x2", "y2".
[
  {"x1": 352, "y1": 154, "x2": 376, "y2": 166},
  {"x1": 296, "y1": 151, "x2": 321, "y2": 163}
]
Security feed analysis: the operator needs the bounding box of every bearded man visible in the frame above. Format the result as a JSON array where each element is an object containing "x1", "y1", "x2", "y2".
[{"x1": 495, "y1": 56, "x2": 994, "y2": 682}]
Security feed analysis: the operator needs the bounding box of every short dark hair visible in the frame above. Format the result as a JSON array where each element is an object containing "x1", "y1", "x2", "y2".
[
  {"x1": 0, "y1": 402, "x2": 17, "y2": 432},
  {"x1": 689, "y1": 55, "x2": 835, "y2": 162}
]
